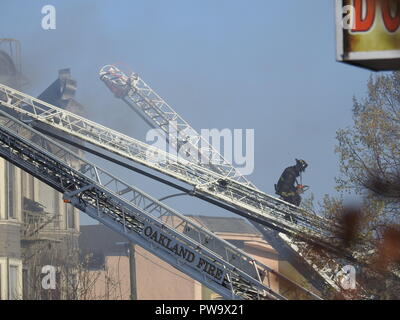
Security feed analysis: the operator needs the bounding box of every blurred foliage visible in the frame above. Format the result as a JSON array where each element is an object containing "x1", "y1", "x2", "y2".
[{"x1": 299, "y1": 72, "x2": 400, "y2": 299}]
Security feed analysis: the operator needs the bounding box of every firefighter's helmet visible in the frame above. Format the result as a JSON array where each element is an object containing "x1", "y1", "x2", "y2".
[{"x1": 295, "y1": 159, "x2": 308, "y2": 172}]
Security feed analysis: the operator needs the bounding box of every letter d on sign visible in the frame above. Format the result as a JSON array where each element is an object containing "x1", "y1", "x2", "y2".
[
  {"x1": 352, "y1": 0, "x2": 375, "y2": 32},
  {"x1": 42, "y1": 265, "x2": 56, "y2": 289}
]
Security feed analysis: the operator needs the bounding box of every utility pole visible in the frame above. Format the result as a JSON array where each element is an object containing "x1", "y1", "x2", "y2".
[{"x1": 129, "y1": 244, "x2": 137, "y2": 300}]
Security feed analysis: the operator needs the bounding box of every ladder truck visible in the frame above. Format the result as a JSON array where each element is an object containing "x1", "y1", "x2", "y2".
[
  {"x1": 97, "y1": 65, "x2": 386, "y2": 294},
  {"x1": 0, "y1": 77, "x2": 384, "y2": 297},
  {"x1": 0, "y1": 107, "x2": 323, "y2": 300},
  {"x1": 0, "y1": 83, "x2": 344, "y2": 252},
  {"x1": 0, "y1": 79, "x2": 367, "y2": 296},
  {"x1": 99, "y1": 65, "x2": 253, "y2": 187}
]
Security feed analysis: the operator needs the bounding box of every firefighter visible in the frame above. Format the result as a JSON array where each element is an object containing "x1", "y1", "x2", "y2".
[{"x1": 275, "y1": 159, "x2": 308, "y2": 207}]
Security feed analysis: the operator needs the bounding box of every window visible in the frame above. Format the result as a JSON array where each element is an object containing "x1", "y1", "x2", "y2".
[
  {"x1": 67, "y1": 204, "x2": 75, "y2": 229},
  {"x1": 21, "y1": 172, "x2": 34, "y2": 199},
  {"x1": 22, "y1": 268, "x2": 29, "y2": 300},
  {"x1": 87, "y1": 253, "x2": 105, "y2": 270},
  {"x1": 6, "y1": 162, "x2": 15, "y2": 219},
  {"x1": 39, "y1": 184, "x2": 59, "y2": 228},
  {"x1": 9, "y1": 265, "x2": 18, "y2": 300}
]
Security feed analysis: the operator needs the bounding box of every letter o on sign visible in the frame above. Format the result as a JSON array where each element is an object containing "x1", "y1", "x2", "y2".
[{"x1": 144, "y1": 226, "x2": 153, "y2": 236}]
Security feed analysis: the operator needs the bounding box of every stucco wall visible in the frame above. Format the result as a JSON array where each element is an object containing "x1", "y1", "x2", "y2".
[{"x1": 134, "y1": 246, "x2": 202, "y2": 300}]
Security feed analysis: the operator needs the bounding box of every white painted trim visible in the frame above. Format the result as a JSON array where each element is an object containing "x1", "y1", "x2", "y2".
[
  {"x1": 345, "y1": 49, "x2": 400, "y2": 60},
  {"x1": 0, "y1": 257, "x2": 22, "y2": 300},
  {"x1": 4, "y1": 162, "x2": 22, "y2": 222},
  {"x1": 0, "y1": 220, "x2": 20, "y2": 227},
  {"x1": 33, "y1": 176, "x2": 40, "y2": 203},
  {"x1": 13, "y1": 167, "x2": 22, "y2": 222},
  {"x1": 0, "y1": 257, "x2": 7, "y2": 299},
  {"x1": 336, "y1": 0, "x2": 345, "y2": 61}
]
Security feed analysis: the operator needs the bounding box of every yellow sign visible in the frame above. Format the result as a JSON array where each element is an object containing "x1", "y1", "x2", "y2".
[{"x1": 336, "y1": 0, "x2": 400, "y2": 70}]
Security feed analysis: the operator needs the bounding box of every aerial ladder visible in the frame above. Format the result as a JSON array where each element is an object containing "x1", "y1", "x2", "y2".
[
  {"x1": 3, "y1": 75, "x2": 389, "y2": 298},
  {"x1": 0, "y1": 80, "x2": 365, "y2": 295},
  {"x1": 0, "y1": 82, "x2": 344, "y2": 253},
  {"x1": 0, "y1": 109, "x2": 322, "y2": 300},
  {"x1": 0, "y1": 76, "x2": 387, "y2": 296},
  {"x1": 99, "y1": 65, "x2": 253, "y2": 187},
  {"x1": 97, "y1": 66, "x2": 373, "y2": 293}
]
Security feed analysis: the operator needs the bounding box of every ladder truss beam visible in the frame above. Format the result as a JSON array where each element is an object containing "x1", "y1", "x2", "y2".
[{"x1": 0, "y1": 110, "x2": 321, "y2": 300}]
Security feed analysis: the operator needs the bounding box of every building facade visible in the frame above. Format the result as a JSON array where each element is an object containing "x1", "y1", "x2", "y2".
[
  {"x1": 0, "y1": 53, "x2": 82, "y2": 299},
  {"x1": 0, "y1": 159, "x2": 80, "y2": 299},
  {"x1": 78, "y1": 216, "x2": 289, "y2": 300}
]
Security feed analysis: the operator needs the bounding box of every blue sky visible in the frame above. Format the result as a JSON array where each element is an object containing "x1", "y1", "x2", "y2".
[{"x1": 0, "y1": 1, "x2": 377, "y2": 225}]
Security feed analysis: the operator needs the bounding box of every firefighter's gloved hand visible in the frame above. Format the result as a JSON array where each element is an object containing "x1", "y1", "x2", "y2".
[{"x1": 296, "y1": 184, "x2": 306, "y2": 194}]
